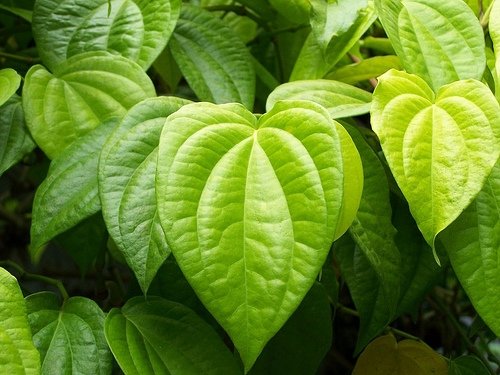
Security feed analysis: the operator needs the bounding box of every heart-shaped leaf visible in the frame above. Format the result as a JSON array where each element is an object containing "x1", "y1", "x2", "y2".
[
  {"x1": 105, "y1": 296, "x2": 240, "y2": 375},
  {"x1": 22, "y1": 51, "x2": 155, "y2": 159},
  {"x1": 156, "y1": 100, "x2": 362, "y2": 371},
  {"x1": 449, "y1": 356, "x2": 490, "y2": 375},
  {"x1": 375, "y1": 0, "x2": 485, "y2": 91},
  {"x1": 99, "y1": 96, "x2": 189, "y2": 293},
  {"x1": 0, "y1": 267, "x2": 40, "y2": 375},
  {"x1": 25, "y1": 292, "x2": 111, "y2": 375},
  {"x1": 371, "y1": 69, "x2": 500, "y2": 251},
  {"x1": 0, "y1": 68, "x2": 21, "y2": 106},
  {"x1": 33, "y1": 0, "x2": 180, "y2": 71}
]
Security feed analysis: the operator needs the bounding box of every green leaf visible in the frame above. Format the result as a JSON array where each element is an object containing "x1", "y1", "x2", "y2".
[
  {"x1": 30, "y1": 118, "x2": 117, "y2": 261},
  {"x1": 0, "y1": 68, "x2": 21, "y2": 106},
  {"x1": 22, "y1": 51, "x2": 155, "y2": 159},
  {"x1": 0, "y1": 95, "x2": 36, "y2": 176},
  {"x1": 249, "y1": 283, "x2": 332, "y2": 375},
  {"x1": 448, "y1": 355, "x2": 490, "y2": 375},
  {"x1": 0, "y1": 4, "x2": 33, "y2": 21},
  {"x1": 440, "y1": 160, "x2": 500, "y2": 336},
  {"x1": 32, "y1": 0, "x2": 180, "y2": 71},
  {"x1": 169, "y1": 4, "x2": 255, "y2": 109},
  {"x1": 266, "y1": 80, "x2": 372, "y2": 119},
  {"x1": 268, "y1": 0, "x2": 309, "y2": 24},
  {"x1": 104, "y1": 296, "x2": 240, "y2": 375},
  {"x1": 99, "y1": 96, "x2": 189, "y2": 293},
  {"x1": 26, "y1": 292, "x2": 111, "y2": 375},
  {"x1": 0, "y1": 267, "x2": 40, "y2": 375},
  {"x1": 375, "y1": 0, "x2": 485, "y2": 91},
  {"x1": 156, "y1": 100, "x2": 361, "y2": 371},
  {"x1": 326, "y1": 55, "x2": 401, "y2": 84},
  {"x1": 371, "y1": 69, "x2": 500, "y2": 251},
  {"x1": 488, "y1": 0, "x2": 500, "y2": 87}
]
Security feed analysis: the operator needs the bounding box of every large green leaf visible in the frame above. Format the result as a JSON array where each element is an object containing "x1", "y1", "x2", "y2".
[
  {"x1": 30, "y1": 119, "x2": 117, "y2": 261},
  {"x1": 0, "y1": 68, "x2": 21, "y2": 106},
  {"x1": 99, "y1": 97, "x2": 189, "y2": 293},
  {"x1": 266, "y1": 80, "x2": 372, "y2": 119},
  {"x1": 25, "y1": 292, "x2": 111, "y2": 375},
  {"x1": 156, "y1": 100, "x2": 362, "y2": 371},
  {"x1": 0, "y1": 267, "x2": 40, "y2": 375},
  {"x1": 268, "y1": 0, "x2": 309, "y2": 24},
  {"x1": 375, "y1": 0, "x2": 485, "y2": 91},
  {"x1": 0, "y1": 95, "x2": 36, "y2": 176},
  {"x1": 169, "y1": 5, "x2": 255, "y2": 109},
  {"x1": 32, "y1": 0, "x2": 180, "y2": 71},
  {"x1": 440, "y1": 160, "x2": 500, "y2": 336},
  {"x1": 104, "y1": 296, "x2": 240, "y2": 375},
  {"x1": 371, "y1": 69, "x2": 500, "y2": 251},
  {"x1": 488, "y1": 0, "x2": 500, "y2": 88},
  {"x1": 22, "y1": 51, "x2": 155, "y2": 159}
]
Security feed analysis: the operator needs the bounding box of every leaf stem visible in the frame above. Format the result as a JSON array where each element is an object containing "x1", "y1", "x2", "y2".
[{"x1": 0, "y1": 51, "x2": 40, "y2": 63}]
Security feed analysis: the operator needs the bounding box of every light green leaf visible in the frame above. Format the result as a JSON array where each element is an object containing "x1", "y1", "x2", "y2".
[
  {"x1": 440, "y1": 160, "x2": 500, "y2": 336},
  {"x1": 104, "y1": 296, "x2": 240, "y2": 375},
  {"x1": 0, "y1": 68, "x2": 21, "y2": 106},
  {"x1": 266, "y1": 80, "x2": 372, "y2": 119},
  {"x1": 22, "y1": 51, "x2": 155, "y2": 159},
  {"x1": 488, "y1": 0, "x2": 500, "y2": 87},
  {"x1": 32, "y1": 0, "x2": 180, "y2": 71},
  {"x1": 169, "y1": 4, "x2": 255, "y2": 109},
  {"x1": 375, "y1": 0, "x2": 485, "y2": 91},
  {"x1": 157, "y1": 100, "x2": 361, "y2": 371},
  {"x1": 30, "y1": 119, "x2": 117, "y2": 261},
  {"x1": 449, "y1": 355, "x2": 490, "y2": 375},
  {"x1": 326, "y1": 55, "x2": 401, "y2": 84},
  {"x1": 0, "y1": 267, "x2": 40, "y2": 375},
  {"x1": 99, "y1": 97, "x2": 188, "y2": 293},
  {"x1": 26, "y1": 292, "x2": 111, "y2": 375},
  {"x1": 371, "y1": 69, "x2": 500, "y2": 251},
  {"x1": 268, "y1": 0, "x2": 310, "y2": 24},
  {"x1": 0, "y1": 95, "x2": 36, "y2": 176}
]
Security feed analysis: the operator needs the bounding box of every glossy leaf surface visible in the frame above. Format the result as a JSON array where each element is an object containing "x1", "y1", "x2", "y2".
[
  {"x1": 105, "y1": 296, "x2": 240, "y2": 375},
  {"x1": 33, "y1": 0, "x2": 180, "y2": 70},
  {"x1": 0, "y1": 68, "x2": 21, "y2": 106},
  {"x1": 22, "y1": 51, "x2": 155, "y2": 159},
  {"x1": 157, "y1": 100, "x2": 361, "y2": 371},
  {"x1": 0, "y1": 267, "x2": 40, "y2": 375},
  {"x1": 371, "y1": 69, "x2": 500, "y2": 249}
]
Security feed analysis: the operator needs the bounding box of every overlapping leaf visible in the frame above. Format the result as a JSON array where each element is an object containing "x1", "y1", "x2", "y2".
[
  {"x1": 156, "y1": 100, "x2": 362, "y2": 371},
  {"x1": 375, "y1": 0, "x2": 485, "y2": 91},
  {"x1": 105, "y1": 296, "x2": 240, "y2": 375},
  {"x1": 449, "y1": 356, "x2": 490, "y2": 375},
  {"x1": 32, "y1": 0, "x2": 180, "y2": 71},
  {"x1": 371, "y1": 69, "x2": 500, "y2": 251},
  {"x1": 99, "y1": 97, "x2": 188, "y2": 293},
  {"x1": 326, "y1": 55, "x2": 401, "y2": 84},
  {"x1": 0, "y1": 267, "x2": 40, "y2": 375},
  {"x1": 0, "y1": 68, "x2": 21, "y2": 106},
  {"x1": 22, "y1": 51, "x2": 155, "y2": 159}
]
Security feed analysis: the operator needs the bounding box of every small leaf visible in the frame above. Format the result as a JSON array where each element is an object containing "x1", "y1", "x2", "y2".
[
  {"x1": 22, "y1": 51, "x2": 155, "y2": 159},
  {"x1": 30, "y1": 118, "x2": 117, "y2": 261},
  {"x1": 0, "y1": 3, "x2": 33, "y2": 22},
  {"x1": 104, "y1": 296, "x2": 240, "y2": 375},
  {"x1": 371, "y1": 69, "x2": 500, "y2": 250},
  {"x1": 449, "y1": 355, "x2": 490, "y2": 375},
  {"x1": 0, "y1": 68, "x2": 21, "y2": 106},
  {"x1": 352, "y1": 334, "x2": 448, "y2": 375},
  {"x1": 375, "y1": 0, "x2": 485, "y2": 91},
  {"x1": 266, "y1": 80, "x2": 372, "y2": 119},
  {"x1": 33, "y1": 0, "x2": 181, "y2": 70},
  {"x1": 26, "y1": 292, "x2": 111, "y2": 375},
  {"x1": 99, "y1": 96, "x2": 189, "y2": 293},
  {"x1": 157, "y1": 100, "x2": 362, "y2": 371},
  {"x1": 326, "y1": 55, "x2": 401, "y2": 84},
  {"x1": 0, "y1": 95, "x2": 36, "y2": 176},
  {"x1": 268, "y1": 0, "x2": 309, "y2": 24},
  {"x1": 169, "y1": 4, "x2": 255, "y2": 109},
  {"x1": 0, "y1": 267, "x2": 40, "y2": 375}
]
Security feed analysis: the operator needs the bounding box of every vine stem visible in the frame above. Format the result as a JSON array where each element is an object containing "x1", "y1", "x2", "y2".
[
  {"x1": 0, "y1": 260, "x2": 69, "y2": 301},
  {"x1": 0, "y1": 51, "x2": 40, "y2": 63}
]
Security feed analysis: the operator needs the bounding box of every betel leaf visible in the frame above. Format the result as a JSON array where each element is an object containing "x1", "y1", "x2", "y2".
[
  {"x1": 22, "y1": 51, "x2": 155, "y2": 159},
  {"x1": 266, "y1": 80, "x2": 372, "y2": 119},
  {"x1": 104, "y1": 296, "x2": 240, "y2": 375},
  {"x1": 440, "y1": 160, "x2": 500, "y2": 336},
  {"x1": 326, "y1": 55, "x2": 401, "y2": 84},
  {"x1": 169, "y1": 4, "x2": 255, "y2": 109},
  {"x1": 488, "y1": 0, "x2": 500, "y2": 88},
  {"x1": 268, "y1": 0, "x2": 309, "y2": 24},
  {"x1": 25, "y1": 292, "x2": 111, "y2": 375},
  {"x1": 0, "y1": 68, "x2": 21, "y2": 106},
  {"x1": 30, "y1": 118, "x2": 117, "y2": 261},
  {"x1": 0, "y1": 267, "x2": 40, "y2": 375},
  {"x1": 448, "y1": 355, "x2": 490, "y2": 375},
  {"x1": 371, "y1": 69, "x2": 500, "y2": 252},
  {"x1": 32, "y1": 0, "x2": 180, "y2": 71},
  {"x1": 375, "y1": 0, "x2": 485, "y2": 91},
  {"x1": 352, "y1": 334, "x2": 448, "y2": 375},
  {"x1": 156, "y1": 100, "x2": 362, "y2": 371},
  {"x1": 0, "y1": 95, "x2": 36, "y2": 176},
  {"x1": 99, "y1": 96, "x2": 189, "y2": 293}
]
